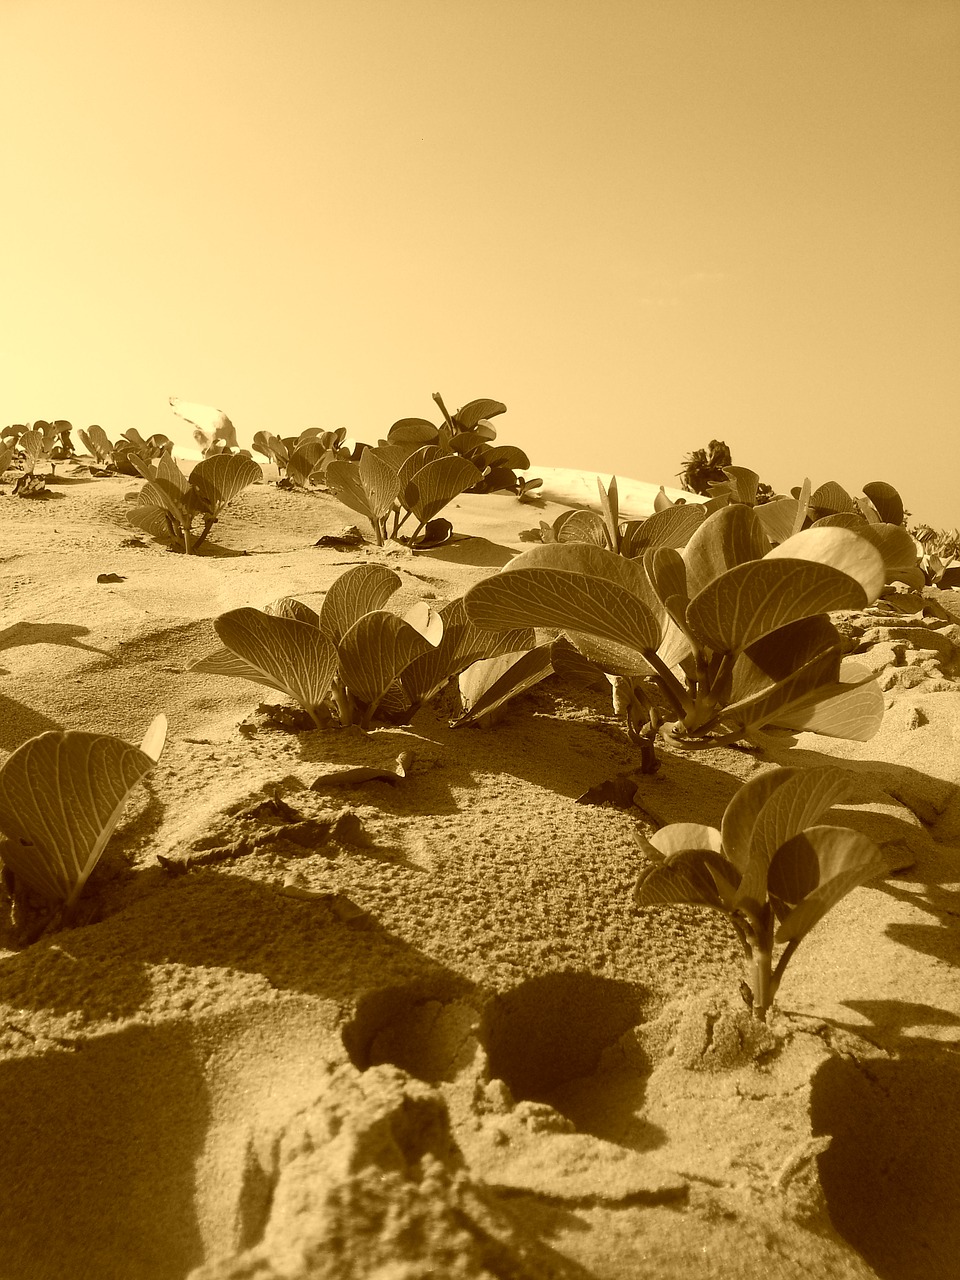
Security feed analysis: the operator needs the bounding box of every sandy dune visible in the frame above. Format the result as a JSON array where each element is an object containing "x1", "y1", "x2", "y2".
[{"x1": 0, "y1": 460, "x2": 958, "y2": 1279}]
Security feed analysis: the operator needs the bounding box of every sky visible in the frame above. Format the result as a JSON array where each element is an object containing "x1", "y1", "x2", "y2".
[{"x1": 2, "y1": 0, "x2": 958, "y2": 526}]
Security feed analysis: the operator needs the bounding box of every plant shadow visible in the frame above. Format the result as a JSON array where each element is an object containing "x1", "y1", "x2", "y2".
[
  {"x1": 0, "y1": 695, "x2": 62, "y2": 752},
  {"x1": 812, "y1": 1048, "x2": 960, "y2": 1279}
]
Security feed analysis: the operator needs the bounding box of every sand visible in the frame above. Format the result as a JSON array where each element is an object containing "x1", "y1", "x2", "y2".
[{"x1": 0, "y1": 458, "x2": 958, "y2": 1280}]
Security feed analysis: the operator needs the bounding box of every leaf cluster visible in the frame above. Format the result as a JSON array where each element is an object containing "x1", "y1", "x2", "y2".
[
  {"x1": 125, "y1": 451, "x2": 262, "y2": 553},
  {"x1": 5, "y1": 420, "x2": 76, "y2": 476},
  {"x1": 252, "y1": 427, "x2": 353, "y2": 484},
  {"x1": 464, "y1": 503, "x2": 894, "y2": 756},
  {"x1": 191, "y1": 564, "x2": 534, "y2": 730},
  {"x1": 78, "y1": 424, "x2": 175, "y2": 475},
  {"x1": 322, "y1": 393, "x2": 538, "y2": 547},
  {"x1": 636, "y1": 765, "x2": 887, "y2": 1019}
]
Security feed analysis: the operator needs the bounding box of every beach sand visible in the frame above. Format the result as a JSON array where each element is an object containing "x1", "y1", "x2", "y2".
[{"x1": 1, "y1": 459, "x2": 958, "y2": 1279}]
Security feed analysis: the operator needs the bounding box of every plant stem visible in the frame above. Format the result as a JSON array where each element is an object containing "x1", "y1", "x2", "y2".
[
  {"x1": 642, "y1": 651, "x2": 693, "y2": 717},
  {"x1": 331, "y1": 679, "x2": 352, "y2": 727},
  {"x1": 432, "y1": 392, "x2": 455, "y2": 430}
]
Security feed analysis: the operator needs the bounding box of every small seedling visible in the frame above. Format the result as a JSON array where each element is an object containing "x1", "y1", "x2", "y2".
[
  {"x1": 635, "y1": 765, "x2": 888, "y2": 1020},
  {"x1": 126, "y1": 451, "x2": 262, "y2": 552},
  {"x1": 0, "y1": 715, "x2": 167, "y2": 912}
]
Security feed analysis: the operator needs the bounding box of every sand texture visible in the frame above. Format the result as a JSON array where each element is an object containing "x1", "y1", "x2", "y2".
[{"x1": 1, "y1": 462, "x2": 958, "y2": 1280}]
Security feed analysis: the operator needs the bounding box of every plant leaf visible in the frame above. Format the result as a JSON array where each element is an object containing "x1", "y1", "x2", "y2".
[
  {"x1": 388, "y1": 419, "x2": 439, "y2": 446},
  {"x1": 755, "y1": 497, "x2": 802, "y2": 545},
  {"x1": 809, "y1": 481, "x2": 857, "y2": 516},
  {"x1": 856, "y1": 523, "x2": 922, "y2": 587},
  {"x1": 764, "y1": 525, "x2": 886, "y2": 603},
  {"x1": 401, "y1": 600, "x2": 444, "y2": 647},
  {"x1": 454, "y1": 398, "x2": 507, "y2": 429},
  {"x1": 622, "y1": 504, "x2": 706, "y2": 556},
  {"x1": 734, "y1": 767, "x2": 853, "y2": 915},
  {"x1": 325, "y1": 460, "x2": 380, "y2": 524},
  {"x1": 683, "y1": 504, "x2": 769, "y2": 598},
  {"x1": 190, "y1": 645, "x2": 288, "y2": 693},
  {"x1": 212, "y1": 608, "x2": 339, "y2": 718},
  {"x1": 338, "y1": 611, "x2": 437, "y2": 709},
  {"x1": 403, "y1": 455, "x2": 482, "y2": 523},
  {"x1": 139, "y1": 714, "x2": 168, "y2": 762},
  {"x1": 771, "y1": 661, "x2": 884, "y2": 741},
  {"x1": 861, "y1": 481, "x2": 904, "y2": 526},
  {"x1": 648, "y1": 823, "x2": 723, "y2": 857},
  {"x1": 400, "y1": 598, "x2": 534, "y2": 705},
  {"x1": 686, "y1": 557, "x2": 868, "y2": 653},
  {"x1": 189, "y1": 454, "x2": 262, "y2": 516},
  {"x1": 464, "y1": 566, "x2": 662, "y2": 653},
  {"x1": 720, "y1": 767, "x2": 798, "y2": 873},
  {"x1": 456, "y1": 645, "x2": 554, "y2": 724},
  {"x1": 0, "y1": 728, "x2": 159, "y2": 906},
  {"x1": 359, "y1": 448, "x2": 401, "y2": 518},
  {"x1": 318, "y1": 565, "x2": 402, "y2": 646},
  {"x1": 265, "y1": 597, "x2": 321, "y2": 627},
  {"x1": 635, "y1": 849, "x2": 737, "y2": 911},
  {"x1": 557, "y1": 510, "x2": 609, "y2": 547},
  {"x1": 287, "y1": 440, "x2": 330, "y2": 485},
  {"x1": 770, "y1": 826, "x2": 888, "y2": 942}
]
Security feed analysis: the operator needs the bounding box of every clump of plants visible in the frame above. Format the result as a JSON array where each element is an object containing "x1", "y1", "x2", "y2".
[
  {"x1": 191, "y1": 564, "x2": 534, "y2": 729},
  {"x1": 0, "y1": 716, "x2": 166, "y2": 916},
  {"x1": 463, "y1": 504, "x2": 892, "y2": 770},
  {"x1": 78, "y1": 424, "x2": 175, "y2": 475},
  {"x1": 911, "y1": 523, "x2": 960, "y2": 588},
  {"x1": 126, "y1": 451, "x2": 262, "y2": 553},
  {"x1": 636, "y1": 765, "x2": 887, "y2": 1020},
  {"x1": 252, "y1": 427, "x2": 353, "y2": 485},
  {"x1": 5, "y1": 420, "x2": 76, "y2": 476}
]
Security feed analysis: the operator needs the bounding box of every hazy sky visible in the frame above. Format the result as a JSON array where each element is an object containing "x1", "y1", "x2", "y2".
[{"x1": 3, "y1": 1, "x2": 958, "y2": 525}]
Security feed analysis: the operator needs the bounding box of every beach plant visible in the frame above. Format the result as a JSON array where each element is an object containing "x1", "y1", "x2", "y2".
[
  {"x1": 463, "y1": 504, "x2": 890, "y2": 768},
  {"x1": 325, "y1": 445, "x2": 483, "y2": 547},
  {"x1": 678, "y1": 439, "x2": 734, "y2": 496},
  {"x1": 252, "y1": 428, "x2": 351, "y2": 483},
  {"x1": 635, "y1": 765, "x2": 887, "y2": 1021},
  {"x1": 126, "y1": 451, "x2": 262, "y2": 553},
  {"x1": 14, "y1": 420, "x2": 75, "y2": 476},
  {"x1": 78, "y1": 424, "x2": 174, "y2": 475},
  {"x1": 192, "y1": 567, "x2": 536, "y2": 728},
  {"x1": 0, "y1": 715, "x2": 167, "y2": 912}
]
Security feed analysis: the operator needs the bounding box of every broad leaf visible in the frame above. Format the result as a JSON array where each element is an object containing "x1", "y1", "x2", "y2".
[
  {"x1": 403, "y1": 455, "x2": 482, "y2": 523},
  {"x1": 623, "y1": 504, "x2": 706, "y2": 556},
  {"x1": 755, "y1": 497, "x2": 802, "y2": 546},
  {"x1": 287, "y1": 440, "x2": 330, "y2": 485},
  {"x1": 635, "y1": 849, "x2": 737, "y2": 912},
  {"x1": 771, "y1": 661, "x2": 884, "y2": 741},
  {"x1": 213, "y1": 608, "x2": 339, "y2": 717},
  {"x1": 719, "y1": 466, "x2": 760, "y2": 504},
  {"x1": 464, "y1": 567, "x2": 662, "y2": 653},
  {"x1": 359, "y1": 448, "x2": 401, "y2": 518},
  {"x1": 397, "y1": 445, "x2": 447, "y2": 496},
  {"x1": 189, "y1": 453, "x2": 262, "y2": 515},
  {"x1": 455, "y1": 398, "x2": 507, "y2": 429},
  {"x1": 500, "y1": 542, "x2": 658, "y2": 610},
  {"x1": 765, "y1": 525, "x2": 885, "y2": 603},
  {"x1": 400, "y1": 598, "x2": 534, "y2": 704},
  {"x1": 685, "y1": 558, "x2": 868, "y2": 653},
  {"x1": 861, "y1": 481, "x2": 904, "y2": 526},
  {"x1": 563, "y1": 631, "x2": 658, "y2": 677},
  {"x1": 683, "y1": 504, "x2": 769, "y2": 598},
  {"x1": 456, "y1": 645, "x2": 554, "y2": 724},
  {"x1": 318, "y1": 565, "x2": 402, "y2": 646},
  {"x1": 325, "y1": 460, "x2": 380, "y2": 523},
  {"x1": 557, "y1": 510, "x2": 609, "y2": 547},
  {"x1": 401, "y1": 600, "x2": 444, "y2": 647},
  {"x1": 727, "y1": 616, "x2": 842, "y2": 707},
  {"x1": 388, "y1": 419, "x2": 439, "y2": 446},
  {"x1": 734, "y1": 767, "x2": 853, "y2": 915},
  {"x1": 265, "y1": 596, "x2": 321, "y2": 627},
  {"x1": 338, "y1": 611, "x2": 436, "y2": 709},
  {"x1": 482, "y1": 444, "x2": 530, "y2": 471},
  {"x1": 643, "y1": 547, "x2": 690, "y2": 627},
  {"x1": 720, "y1": 767, "x2": 797, "y2": 873},
  {"x1": 770, "y1": 826, "x2": 888, "y2": 942},
  {"x1": 809, "y1": 481, "x2": 857, "y2": 516},
  {"x1": 0, "y1": 727, "x2": 161, "y2": 906},
  {"x1": 648, "y1": 823, "x2": 723, "y2": 857},
  {"x1": 856, "y1": 523, "x2": 923, "y2": 587},
  {"x1": 190, "y1": 645, "x2": 288, "y2": 693}
]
